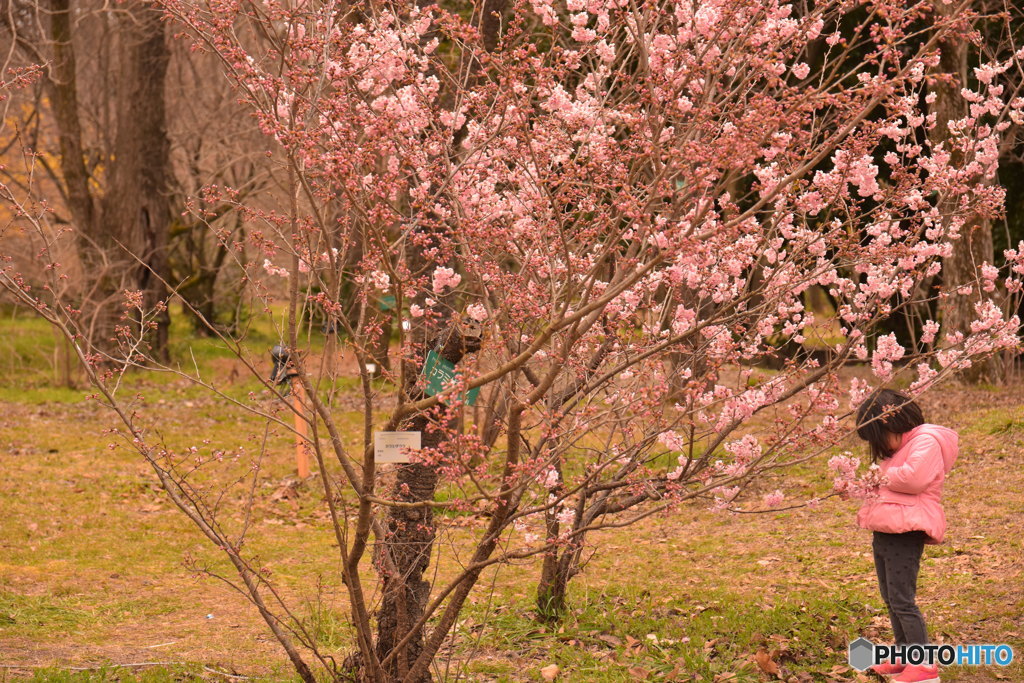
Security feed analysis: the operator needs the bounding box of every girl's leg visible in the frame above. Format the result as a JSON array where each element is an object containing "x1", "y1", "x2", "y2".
[
  {"x1": 876, "y1": 531, "x2": 928, "y2": 645},
  {"x1": 872, "y1": 532, "x2": 908, "y2": 644}
]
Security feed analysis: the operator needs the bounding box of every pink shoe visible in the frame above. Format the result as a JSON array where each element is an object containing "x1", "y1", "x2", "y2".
[
  {"x1": 892, "y1": 664, "x2": 939, "y2": 682},
  {"x1": 868, "y1": 661, "x2": 906, "y2": 676}
]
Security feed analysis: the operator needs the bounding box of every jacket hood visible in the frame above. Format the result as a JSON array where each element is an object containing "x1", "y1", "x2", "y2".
[{"x1": 911, "y1": 424, "x2": 959, "y2": 473}]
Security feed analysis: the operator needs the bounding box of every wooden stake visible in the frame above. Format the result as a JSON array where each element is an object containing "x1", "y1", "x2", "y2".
[{"x1": 292, "y1": 379, "x2": 310, "y2": 478}]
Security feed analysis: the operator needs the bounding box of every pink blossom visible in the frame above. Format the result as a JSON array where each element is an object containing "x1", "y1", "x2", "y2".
[
  {"x1": 791, "y1": 63, "x2": 810, "y2": 80},
  {"x1": 762, "y1": 490, "x2": 785, "y2": 507},
  {"x1": 514, "y1": 518, "x2": 540, "y2": 544},
  {"x1": 710, "y1": 486, "x2": 740, "y2": 512},
  {"x1": 262, "y1": 259, "x2": 289, "y2": 278},
  {"x1": 981, "y1": 263, "x2": 998, "y2": 292},
  {"x1": 432, "y1": 266, "x2": 462, "y2": 293},
  {"x1": 973, "y1": 62, "x2": 1003, "y2": 85},
  {"x1": 827, "y1": 454, "x2": 859, "y2": 476},
  {"x1": 795, "y1": 190, "x2": 824, "y2": 215},
  {"x1": 529, "y1": 0, "x2": 557, "y2": 26},
  {"x1": 465, "y1": 303, "x2": 488, "y2": 321},
  {"x1": 920, "y1": 320, "x2": 940, "y2": 345},
  {"x1": 595, "y1": 40, "x2": 616, "y2": 63},
  {"x1": 724, "y1": 435, "x2": 761, "y2": 465},
  {"x1": 370, "y1": 270, "x2": 390, "y2": 290},
  {"x1": 671, "y1": 305, "x2": 696, "y2": 335},
  {"x1": 910, "y1": 363, "x2": 938, "y2": 394},
  {"x1": 541, "y1": 467, "x2": 560, "y2": 490},
  {"x1": 658, "y1": 430, "x2": 686, "y2": 451},
  {"x1": 872, "y1": 333, "x2": 905, "y2": 380},
  {"x1": 829, "y1": 455, "x2": 887, "y2": 499},
  {"x1": 969, "y1": 299, "x2": 1008, "y2": 334},
  {"x1": 409, "y1": 304, "x2": 425, "y2": 317}
]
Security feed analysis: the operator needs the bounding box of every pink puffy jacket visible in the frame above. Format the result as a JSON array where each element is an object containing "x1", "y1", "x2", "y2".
[{"x1": 857, "y1": 424, "x2": 959, "y2": 544}]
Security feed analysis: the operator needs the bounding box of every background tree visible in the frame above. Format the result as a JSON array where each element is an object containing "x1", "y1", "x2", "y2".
[
  {"x1": 0, "y1": 0, "x2": 277, "y2": 357},
  {"x1": 927, "y1": 1, "x2": 1001, "y2": 381},
  {"x1": 164, "y1": 41, "x2": 274, "y2": 336},
  {"x1": 51, "y1": 0, "x2": 171, "y2": 356}
]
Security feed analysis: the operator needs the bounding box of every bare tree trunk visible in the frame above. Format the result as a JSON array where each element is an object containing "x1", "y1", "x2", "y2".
[
  {"x1": 536, "y1": 536, "x2": 573, "y2": 620},
  {"x1": 46, "y1": 0, "x2": 172, "y2": 360},
  {"x1": 102, "y1": 0, "x2": 172, "y2": 360},
  {"x1": 375, "y1": 329, "x2": 480, "y2": 681},
  {"x1": 372, "y1": 3, "x2": 504, "y2": 676},
  {"x1": 929, "y1": 3, "x2": 1003, "y2": 383}
]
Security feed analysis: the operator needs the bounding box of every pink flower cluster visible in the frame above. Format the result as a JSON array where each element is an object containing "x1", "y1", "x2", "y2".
[
  {"x1": 871, "y1": 333, "x2": 905, "y2": 380},
  {"x1": 432, "y1": 267, "x2": 462, "y2": 294},
  {"x1": 465, "y1": 303, "x2": 488, "y2": 322},
  {"x1": 658, "y1": 430, "x2": 687, "y2": 452},
  {"x1": 262, "y1": 259, "x2": 289, "y2": 278},
  {"x1": 370, "y1": 271, "x2": 390, "y2": 291},
  {"x1": 828, "y1": 454, "x2": 886, "y2": 499},
  {"x1": 816, "y1": 150, "x2": 881, "y2": 199},
  {"x1": 848, "y1": 378, "x2": 873, "y2": 408}
]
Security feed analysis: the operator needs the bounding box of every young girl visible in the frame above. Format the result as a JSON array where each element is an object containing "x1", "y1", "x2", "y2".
[{"x1": 855, "y1": 389, "x2": 958, "y2": 683}]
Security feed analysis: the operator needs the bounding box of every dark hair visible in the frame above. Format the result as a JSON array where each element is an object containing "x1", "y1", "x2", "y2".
[{"x1": 855, "y1": 389, "x2": 925, "y2": 463}]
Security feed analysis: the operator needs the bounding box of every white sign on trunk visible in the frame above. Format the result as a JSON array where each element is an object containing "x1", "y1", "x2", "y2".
[{"x1": 374, "y1": 431, "x2": 421, "y2": 463}]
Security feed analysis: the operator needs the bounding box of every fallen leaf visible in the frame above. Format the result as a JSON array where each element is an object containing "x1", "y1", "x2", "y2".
[
  {"x1": 665, "y1": 658, "x2": 687, "y2": 681},
  {"x1": 540, "y1": 664, "x2": 560, "y2": 681},
  {"x1": 625, "y1": 635, "x2": 644, "y2": 653},
  {"x1": 755, "y1": 648, "x2": 780, "y2": 676}
]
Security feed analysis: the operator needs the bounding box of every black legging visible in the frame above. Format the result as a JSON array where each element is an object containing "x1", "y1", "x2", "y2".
[{"x1": 872, "y1": 530, "x2": 928, "y2": 645}]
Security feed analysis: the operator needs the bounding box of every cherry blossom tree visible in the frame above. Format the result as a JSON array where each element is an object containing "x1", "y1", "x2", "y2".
[{"x1": 3, "y1": 0, "x2": 1023, "y2": 680}]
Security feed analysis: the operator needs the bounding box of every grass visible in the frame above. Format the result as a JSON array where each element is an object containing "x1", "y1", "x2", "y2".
[
  {"x1": 0, "y1": 590, "x2": 93, "y2": 635},
  {"x1": 0, "y1": 312, "x2": 1022, "y2": 681},
  {"x1": 10, "y1": 665, "x2": 207, "y2": 683},
  {"x1": 456, "y1": 588, "x2": 872, "y2": 681}
]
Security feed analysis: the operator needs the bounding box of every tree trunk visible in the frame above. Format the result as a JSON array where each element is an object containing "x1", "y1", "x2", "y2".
[
  {"x1": 536, "y1": 457, "x2": 570, "y2": 621},
  {"x1": 47, "y1": 0, "x2": 172, "y2": 360},
  {"x1": 104, "y1": 0, "x2": 172, "y2": 360},
  {"x1": 372, "y1": 4, "x2": 504, "y2": 674},
  {"x1": 536, "y1": 548, "x2": 572, "y2": 621},
  {"x1": 374, "y1": 328, "x2": 480, "y2": 681},
  {"x1": 929, "y1": 3, "x2": 1002, "y2": 383}
]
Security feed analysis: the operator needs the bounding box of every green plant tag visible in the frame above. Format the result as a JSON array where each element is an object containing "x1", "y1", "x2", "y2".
[
  {"x1": 423, "y1": 349, "x2": 479, "y2": 406},
  {"x1": 379, "y1": 295, "x2": 397, "y2": 311}
]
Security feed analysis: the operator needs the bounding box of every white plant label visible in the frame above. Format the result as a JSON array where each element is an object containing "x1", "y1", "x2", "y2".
[{"x1": 374, "y1": 431, "x2": 421, "y2": 464}]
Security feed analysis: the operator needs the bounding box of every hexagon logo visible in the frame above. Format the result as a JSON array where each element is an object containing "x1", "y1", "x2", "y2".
[{"x1": 848, "y1": 637, "x2": 875, "y2": 671}]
